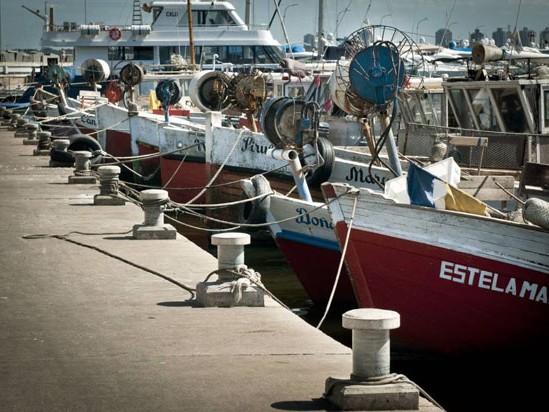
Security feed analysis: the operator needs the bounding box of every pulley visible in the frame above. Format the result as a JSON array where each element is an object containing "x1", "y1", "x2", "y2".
[
  {"x1": 260, "y1": 97, "x2": 310, "y2": 149},
  {"x1": 119, "y1": 62, "x2": 144, "y2": 87},
  {"x1": 155, "y1": 79, "x2": 182, "y2": 108},
  {"x1": 81, "y1": 59, "x2": 110, "y2": 84},
  {"x1": 188, "y1": 70, "x2": 232, "y2": 112}
]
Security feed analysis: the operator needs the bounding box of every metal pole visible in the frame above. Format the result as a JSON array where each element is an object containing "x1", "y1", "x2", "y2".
[
  {"x1": 317, "y1": 0, "x2": 324, "y2": 59},
  {"x1": 187, "y1": 1, "x2": 195, "y2": 68}
]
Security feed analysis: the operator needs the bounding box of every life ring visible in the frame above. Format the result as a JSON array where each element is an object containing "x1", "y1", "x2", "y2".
[
  {"x1": 238, "y1": 175, "x2": 272, "y2": 226},
  {"x1": 109, "y1": 27, "x2": 122, "y2": 41},
  {"x1": 300, "y1": 137, "x2": 335, "y2": 187}
]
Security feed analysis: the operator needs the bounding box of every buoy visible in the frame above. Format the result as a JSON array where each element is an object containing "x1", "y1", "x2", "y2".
[
  {"x1": 523, "y1": 198, "x2": 549, "y2": 230},
  {"x1": 109, "y1": 27, "x2": 122, "y2": 41}
]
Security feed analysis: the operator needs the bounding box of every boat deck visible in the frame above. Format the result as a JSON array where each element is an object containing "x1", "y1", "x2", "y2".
[{"x1": 0, "y1": 127, "x2": 442, "y2": 411}]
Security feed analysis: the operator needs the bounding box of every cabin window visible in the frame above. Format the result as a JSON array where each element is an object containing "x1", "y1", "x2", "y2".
[
  {"x1": 468, "y1": 88, "x2": 492, "y2": 130},
  {"x1": 197, "y1": 46, "x2": 283, "y2": 65},
  {"x1": 108, "y1": 46, "x2": 153, "y2": 61},
  {"x1": 179, "y1": 10, "x2": 236, "y2": 27},
  {"x1": 159, "y1": 46, "x2": 190, "y2": 65},
  {"x1": 499, "y1": 91, "x2": 527, "y2": 133},
  {"x1": 252, "y1": 46, "x2": 284, "y2": 64}
]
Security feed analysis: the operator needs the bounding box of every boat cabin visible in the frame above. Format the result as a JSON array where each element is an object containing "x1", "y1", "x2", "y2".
[{"x1": 40, "y1": 1, "x2": 285, "y2": 74}]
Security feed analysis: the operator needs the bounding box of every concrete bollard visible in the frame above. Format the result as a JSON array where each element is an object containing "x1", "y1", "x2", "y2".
[
  {"x1": 33, "y1": 131, "x2": 52, "y2": 155},
  {"x1": 93, "y1": 165, "x2": 125, "y2": 205},
  {"x1": 14, "y1": 118, "x2": 29, "y2": 137},
  {"x1": 1, "y1": 108, "x2": 12, "y2": 127},
  {"x1": 8, "y1": 113, "x2": 20, "y2": 131},
  {"x1": 196, "y1": 233, "x2": 264, "y2": 307},
  {"x1": 49, "y1": 139, "x2": 73, "y2": 167},
  {"x1": 68, "y1": 151, "x2": 97, "y2": 184},
  {"x1": 324, "y1": 309, "x2": 419, "y2": 411},
  {"x1": 23, "y1": 124, "x2": 39, "y2": 145},
  {"x1": 343, "y1": 309, "x2": 400, "y2": 380},
  {"x1": 132, "y1": 189, "x2": 177, "y2": 239}
]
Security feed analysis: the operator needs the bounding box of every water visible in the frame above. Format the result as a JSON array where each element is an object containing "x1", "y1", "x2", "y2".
[{"x1": 169, "y1": 213, "x2": 547, "y2": 411}]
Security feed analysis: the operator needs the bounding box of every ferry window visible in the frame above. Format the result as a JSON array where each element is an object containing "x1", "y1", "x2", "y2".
[
  {"x1": 180, "y1": 10, "x2": 236, "y2": 27},
  {"x1": 108, "y1": 47, "x2": 153, "y2": 61},
  {"x1": 227, "y1": 47, "x2": 245, "y2": 63},
  {"x1": 160, "y1": 46, "x2": 190, "y2": 65},
  {"x1": 252, "y1": 46, "x2": 283, "y2": 64},
  {"x1": 134, "y1": 47, "x2": 154, "y2": 60},
  {"x1": 108, "y1": 47, "x2": 125, "y2": 60}
]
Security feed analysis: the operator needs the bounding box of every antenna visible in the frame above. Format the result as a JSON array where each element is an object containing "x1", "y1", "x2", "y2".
[
  {"x1": 132, "y1": 0, "x2": 143, "y2": 25},
  {"x1": 21, "y1": 5, "x2": 47, "y2": 23}
]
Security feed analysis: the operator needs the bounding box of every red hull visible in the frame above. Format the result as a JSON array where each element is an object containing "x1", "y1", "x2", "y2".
[
  {"x1": 335, "y1": 221, "x2": 549, "y2": 354},
  {"x1": 104, "y1": 129, "x2": 131, "y2": 158},
  {"x1": 137, "y1": 142, "x2": 161, "y2": 178},
  {"x1": 160, "y1": 157, "x2": 209, "y2": 204},
  {"x1": 275, "y1": 237, "x2": 356, "y2": 306}
]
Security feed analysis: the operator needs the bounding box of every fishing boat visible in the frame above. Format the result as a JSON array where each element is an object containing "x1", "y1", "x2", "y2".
[
  {"x1": 261, "y1": 31, "x2": 549, "y2": 308},
  {"x1": 400, "y1": 43, "x2": 549, "y2": 171},
  {"x1": 321, "y1": 171, "x2": 549, "y2": 354}
]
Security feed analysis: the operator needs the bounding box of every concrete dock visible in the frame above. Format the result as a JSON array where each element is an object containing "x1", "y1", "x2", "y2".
[{"x1": 0, "y1": 126, "x2": 442, "y2": 411}]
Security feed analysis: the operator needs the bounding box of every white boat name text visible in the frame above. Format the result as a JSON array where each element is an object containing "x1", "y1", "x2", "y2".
[
  {"x1": 295, "y1": 207, "x2": 333, "y2": 229},
  {"x1": 439, "y1": 260, "x2": 547, "y2": 304}
]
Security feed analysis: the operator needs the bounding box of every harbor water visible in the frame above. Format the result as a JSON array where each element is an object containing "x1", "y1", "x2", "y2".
[{"x1": 170, "y1": 213, "x2": 548, "y2": 412}]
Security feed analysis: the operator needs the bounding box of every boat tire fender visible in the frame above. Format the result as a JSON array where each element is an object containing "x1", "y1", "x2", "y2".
[
  {"x1": 68, "y1": 134, "x2": 103, "y2": 165},
  {"x1": 302, "y1": 137, "x2": 335, "y2": 187},
  {"x1": 238, "y1": 175, "x2": 272, "y2": 225}
]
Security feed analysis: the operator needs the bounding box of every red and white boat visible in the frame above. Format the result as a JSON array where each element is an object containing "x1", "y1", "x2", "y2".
[
  {"x1": 264, "y1": 158, "x2": 460, "y2": 307},
  {"x1": 321, "y1": 180, "x2": 549, "y2": 354}
]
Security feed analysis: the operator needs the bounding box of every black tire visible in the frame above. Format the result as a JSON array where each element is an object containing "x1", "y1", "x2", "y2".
[
  {"x1": 301, "y1": 137, "x2": 335, "y2": 187},
  {"x1": 68, "y1": 134, "x2": 103, "y2": 165},
  {"x1": 238, "y1": 175, "x2": 272, "y2": 226},
  {"x1": 50, "y1": 149, "x2": 74, "y2": 164}
]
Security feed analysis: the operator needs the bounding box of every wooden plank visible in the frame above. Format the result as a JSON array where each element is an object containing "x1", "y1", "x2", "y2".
[
  {"x1": 457, "y1": 175, "x2": 516, "y2": 201},
  {"x1": 449, "y1": 136, "x2": 489, "y2": 147}
]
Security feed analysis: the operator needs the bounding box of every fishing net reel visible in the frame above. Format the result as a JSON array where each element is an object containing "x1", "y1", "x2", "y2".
[{"x1": 332, "y1": 25, "x2": 420, "y2": 117}]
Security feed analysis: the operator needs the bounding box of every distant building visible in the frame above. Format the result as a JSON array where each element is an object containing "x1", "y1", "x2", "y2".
[
  {"x1": 492, "y1": 27, "x2": 511, "y2": 47},
  {"x1": 518, "y1": 27, "x2": 536, "y2": 46},
  {"x1": 470, "y1": 28, "x2": 484, "y2": 45},
  {"x1": 539, "y1": 27, "x2": 549, "y2": 49},
  {"x1": 435, "y1": 28, "x2": 453, "y2": 47}
]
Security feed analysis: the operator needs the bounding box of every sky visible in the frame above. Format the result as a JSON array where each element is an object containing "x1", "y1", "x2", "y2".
[{"x1": 1, "y1": 0, "x2": 549, "y2": 50}]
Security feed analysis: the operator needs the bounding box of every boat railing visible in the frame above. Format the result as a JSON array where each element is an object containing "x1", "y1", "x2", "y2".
[
  {"x1": 399, "y1": 122, "x2": 549, "y2": 171},
  {"x1": 49, "y1": 23, "x2": 134, "y2": 33}
]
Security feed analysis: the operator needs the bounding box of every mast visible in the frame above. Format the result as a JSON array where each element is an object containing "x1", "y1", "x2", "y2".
[
  {"x1": 317, "y1": 0, "x2": 324, "y2": 59},
  {"x1": 187, "y1": 0, "x2": 195, "y2": 68},
  {"x1": 245, "y1": 0, "x2": 252, "y2": 28}
]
